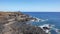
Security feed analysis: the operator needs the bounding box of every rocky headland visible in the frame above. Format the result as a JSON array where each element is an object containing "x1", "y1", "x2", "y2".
[{"x1": 0, "y1": 11, "x2": 47, "y2": 34}]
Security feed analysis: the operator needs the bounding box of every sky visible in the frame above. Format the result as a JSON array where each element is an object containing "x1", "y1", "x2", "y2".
[{"x1": 0, "y1": 0, "x2": 60, "y2": 12}]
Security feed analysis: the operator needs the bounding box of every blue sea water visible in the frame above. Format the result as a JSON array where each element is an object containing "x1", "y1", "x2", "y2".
[{"x1": 23, "y1": 12, "x2": 60, "y2": 34}]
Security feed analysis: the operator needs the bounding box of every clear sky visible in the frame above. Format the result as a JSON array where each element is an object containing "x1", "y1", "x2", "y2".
[{"x1": 0, "y1": 0, "x2": 60, "y2": 12}]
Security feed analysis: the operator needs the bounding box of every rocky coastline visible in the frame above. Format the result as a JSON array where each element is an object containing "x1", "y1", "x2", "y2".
[{"x1": 0, "y1": 12, "x2": 47, "y2": 34}]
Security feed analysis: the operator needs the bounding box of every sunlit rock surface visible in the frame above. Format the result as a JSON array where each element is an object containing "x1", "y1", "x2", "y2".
[{"x1": 0, "y1": 12, "x2": 47, "y2": 34}]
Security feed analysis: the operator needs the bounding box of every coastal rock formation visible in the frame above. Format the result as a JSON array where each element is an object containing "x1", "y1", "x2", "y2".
[{"x1": 0, "y1": 12, "x2": 47, "y2": 34}]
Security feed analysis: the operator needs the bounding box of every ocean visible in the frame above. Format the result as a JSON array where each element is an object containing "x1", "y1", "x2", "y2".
[{"x1": 23, "y1": 12, "x2": 60, "y2": 34}]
